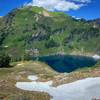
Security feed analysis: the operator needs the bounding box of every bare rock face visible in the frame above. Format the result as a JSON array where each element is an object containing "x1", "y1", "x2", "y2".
[{"x1": 43, "y1": 11, "x2": 50, "y2": 17}]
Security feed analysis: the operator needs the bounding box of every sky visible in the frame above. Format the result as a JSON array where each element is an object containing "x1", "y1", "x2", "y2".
[{"x1": 0, "y1": 0, "x2": 100, "y2": 20}]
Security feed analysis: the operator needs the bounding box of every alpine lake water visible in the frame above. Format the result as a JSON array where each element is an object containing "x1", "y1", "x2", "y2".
[{"x1": 33, "y1": 55, "x2": 97, "y2": 73}]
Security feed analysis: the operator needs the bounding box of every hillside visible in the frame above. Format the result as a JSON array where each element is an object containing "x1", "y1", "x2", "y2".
[{"x1": 0, "y1": 6, "x2": 100, "y2": 60}]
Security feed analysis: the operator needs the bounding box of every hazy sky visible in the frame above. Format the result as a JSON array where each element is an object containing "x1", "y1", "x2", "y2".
[{"x1": 0, "y1": 0, "x2": 99, "y2": 19}]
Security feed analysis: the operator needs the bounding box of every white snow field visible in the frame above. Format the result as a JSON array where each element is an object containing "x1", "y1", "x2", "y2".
[
  {"x1": 16, "y1": 75, "x2": 100, "y2": 100},
  {"x1": 92, "y1": 55, "x2": 100, "y2": 60}
]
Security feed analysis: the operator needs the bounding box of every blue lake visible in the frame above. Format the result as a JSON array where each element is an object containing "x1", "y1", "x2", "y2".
[{"x1": 35, "y1": 55, "x2": 97, "y2": 73}]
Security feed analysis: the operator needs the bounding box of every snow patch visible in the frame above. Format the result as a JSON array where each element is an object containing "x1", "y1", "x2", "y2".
[
  {"x1": 28, "y1": 75, "x2": 38, "y2": 81},
  {"x1": 93, "y1": 55, "x2": 100, "y2": 60},
  {"x1": 16, "y1": 75, "x2": 100, "y2": 100}
]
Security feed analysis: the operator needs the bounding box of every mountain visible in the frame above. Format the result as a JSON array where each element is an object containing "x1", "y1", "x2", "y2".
[
  {"x1": 0, "y1": 6, "x2": 100, "y2": 60},
  {"x1": 88, "y1": 18, "x2": 100, "y2": 29}
]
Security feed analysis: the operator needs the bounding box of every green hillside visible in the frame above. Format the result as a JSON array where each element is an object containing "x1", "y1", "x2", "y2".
[{"x1": 0, "y1": 6, "x2": 100, "y2": 61}]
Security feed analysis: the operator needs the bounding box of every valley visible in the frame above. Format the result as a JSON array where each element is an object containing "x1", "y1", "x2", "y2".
[{"x1": 0, "y1": 6, "x2": 100, "y2": 100}]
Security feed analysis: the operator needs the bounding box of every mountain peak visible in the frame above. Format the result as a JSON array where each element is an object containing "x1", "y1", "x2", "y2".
[{"x1": 18, "y1": 6, "x2": 67, "y2": 17}]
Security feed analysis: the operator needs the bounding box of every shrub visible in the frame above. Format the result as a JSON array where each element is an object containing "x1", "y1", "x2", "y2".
[
  {"x1": 0, "y1": 53, "x2": 11, "y2": 68},
  {"x1": 45, "y1": 39, "x2": 59, "y2": 48}
]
